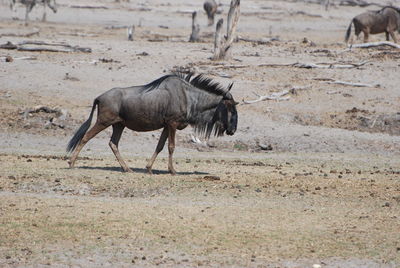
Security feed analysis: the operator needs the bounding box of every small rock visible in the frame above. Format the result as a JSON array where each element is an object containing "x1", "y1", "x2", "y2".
[
  {"x1": 259, "y1": 143, "x2": 273, "y2": 151},
  {"x1": 203, "y1": 175, "x2": 220, "y2": 181},
  {"x1": 137, "y1": 52, "x2": 149, "y2": 56}
]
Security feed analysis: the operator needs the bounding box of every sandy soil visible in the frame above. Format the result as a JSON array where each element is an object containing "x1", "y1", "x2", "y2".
[{"x1": 0, "y1": 0, "x2": 399, "y2": 267}]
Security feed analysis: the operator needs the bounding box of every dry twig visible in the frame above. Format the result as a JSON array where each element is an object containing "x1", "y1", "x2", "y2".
[{"x1": 243, "y1": 90, "x2": 290, "y2": 104}]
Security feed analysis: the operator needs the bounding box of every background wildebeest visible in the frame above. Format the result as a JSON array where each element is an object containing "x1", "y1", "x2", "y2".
[
  {"x1": 203, "y1": 0, "x2": 217, "y2": 26},
  {"x1": 345, "y1": 6, "x2": 400, "y2": 43},
  {"x1": 67, "y1": 73, "x2": 238, "y2": 175},
  {"x1": 9, "y1": 0, "x2": 57, "y2": 24}
]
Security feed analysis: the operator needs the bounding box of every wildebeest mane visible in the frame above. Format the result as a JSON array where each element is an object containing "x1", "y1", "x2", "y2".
[
  {"x1": 141, "y1": 72, "x2": 228, "y2": 97},
  {"x1": 141, "y1": 72, "x2": 191, "y2": 92},
  {"x1": 189, "y1": 74, "x2": 227, "y2": 96}
]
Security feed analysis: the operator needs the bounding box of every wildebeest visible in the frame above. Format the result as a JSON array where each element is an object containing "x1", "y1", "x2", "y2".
[
  {"x1": 204, "y1": 0, "x2": 217, "y2": 26},
  {"x1": 67, "y1": 73, "x2": 238, "y2": 175},
  {"x1": 9, "y1": 0, "x2": 57, "y2": 25},
  {"x1": 345, "y1": 6, "x2": 400, "y2": 43}
]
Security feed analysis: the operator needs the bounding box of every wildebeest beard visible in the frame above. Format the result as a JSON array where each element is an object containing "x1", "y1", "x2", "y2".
[{"x1": 192, "y1": 100, "x2": 228, "y2": 139}]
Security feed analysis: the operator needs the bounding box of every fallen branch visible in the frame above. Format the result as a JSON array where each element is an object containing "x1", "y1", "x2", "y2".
[
  {"x1": 338, "y1": 0, "x2": 384, "y2": 8},
  {"x1": 348, "y1": 41, "x2": 400, "y2": 49},
  {"x1": 1, "y1": 56, "x2": 37, "y2": 61},
  {"x1": 0, "y1": 28, "x2": 40, "y2": 38},
  {"x1": 0, "y1": 41, "x2": 92, "y2": 53},
  {"x1": 213, "y1": 60, "x2": 369, "y2": 70},
  {"x1": 59, "y1": 32, "x2": 98, "y2": 37},
  {"x1": 105, "y1": 25, "x2": 128, "y2": 29},
  {"x1": 70, "y1": 5, "x2": 108, "y2": 9},
  {"x1": 243, "y1": 90, "x2": 290, "y2": 104},
  {"x1": 238, "y1": 36, "x2": 279, "y2": 45},
  {"x1": 291, "y1": 61, "x2": 369, "y2": 69},
  {"x1": 289, "y1": 11, "x2": 322, "y2": 18},
  {"x1": 324, "y1": 80, "x2": 377, "y2": 88}
]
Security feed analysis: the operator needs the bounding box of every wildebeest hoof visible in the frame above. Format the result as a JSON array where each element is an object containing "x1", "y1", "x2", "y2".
[
  {"x1": 146, "y1": 166, "x2": 153, "y2": 175},
  {"x1": 68, "y1": 160, "x2": 74, "y2": 168},
  {"x1": 169, "y1": 169, "x2": 177, "y2": 176},
  {"x1": 123, "y1": 168, "x2": 134, "y2": 173}
]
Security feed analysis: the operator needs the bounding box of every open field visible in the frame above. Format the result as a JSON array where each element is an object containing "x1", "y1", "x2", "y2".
[{"x1": 1, "y1": 0, "x2": 400, "y2": 267}]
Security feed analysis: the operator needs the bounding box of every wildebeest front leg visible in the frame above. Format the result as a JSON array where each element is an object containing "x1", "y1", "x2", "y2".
[
  {"x1": 69, "y1": 122, "x2": 108, "y2": 168},
  {"x1": 109, "y1": 123, "x2": 133, "y2": 173},
  {"x1": 363, "y1": 31, "x2": 369, "y2": 43},
  {"x1": 146, "y1": 127, "x2": 168, "y2": 174},
  {"x1": 167, "y1": 125, "x2": 177, "y2": 175}
]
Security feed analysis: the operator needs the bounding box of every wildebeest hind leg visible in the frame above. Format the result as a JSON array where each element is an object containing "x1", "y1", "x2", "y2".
[
  {"x1": 389, "y1": 31, "x2": 397, "y2": 43},
  {"x1": 167, "y1": 125, "x2": 177, "y2": 175},
  {"x1": 146, "y1": 127, "x2": 168, "y2": 174},
  {"x1": 109, "y1": 123, "x2": 132, "y2": 173},
  {"x1": 363, "y1": 31, "x2": 369, "y2": 43},
  {"x1": 69, "y1": 122, "x2": 108, "y2": 168}
]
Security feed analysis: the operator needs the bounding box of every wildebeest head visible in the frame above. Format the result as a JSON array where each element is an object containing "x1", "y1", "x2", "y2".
[{"x1": 212, "y1": 83, "x2": 238, "y2": 136}]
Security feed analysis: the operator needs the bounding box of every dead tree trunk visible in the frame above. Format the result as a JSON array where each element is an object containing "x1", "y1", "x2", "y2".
[
  {"x1": 324, "y1": 0, "x2": 330, "y2": 11},
  {"x1": 189, "y1": 11, "x2": 200, "y2": 42},
  {"x1": 128, "y1": 25, "x2": 135, "y2": 41},
  {"x1": 213, "y1": 19, "x2": 224, "y2": 59},
  {"x1": 212, "y1": 0, "x2": 240, "y2": 60}
]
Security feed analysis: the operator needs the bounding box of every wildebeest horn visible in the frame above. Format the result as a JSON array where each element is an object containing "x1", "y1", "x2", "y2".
[
  {"x1": 227, "y1": 83, "x2": 234, "y2": 91},
  {"x1": 223, "y1": 92, "x2": 233, "y2": 100}
]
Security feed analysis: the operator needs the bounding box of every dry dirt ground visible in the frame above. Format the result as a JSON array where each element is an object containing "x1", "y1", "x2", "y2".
[{"x1": 0, "y1": 0, "x2": 400, "y2": 267}]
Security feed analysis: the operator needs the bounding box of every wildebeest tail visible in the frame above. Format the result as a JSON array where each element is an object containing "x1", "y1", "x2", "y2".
[
  {"x1": 66, "y1": 99, "x2": 98, "y2": 153},
  {"x1": 345, "y1": 19, "x2": 353, "y2": 43}
]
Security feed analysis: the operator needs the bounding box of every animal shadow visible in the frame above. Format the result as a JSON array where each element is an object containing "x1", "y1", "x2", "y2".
[{"x1": 77, "y1": 166, "x2": 209, "y2": 175}]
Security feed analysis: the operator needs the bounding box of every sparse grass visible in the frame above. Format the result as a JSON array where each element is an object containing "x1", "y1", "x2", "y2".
[{"x1": 0, "y1": 153, "x2": 399, "y2": 266}]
